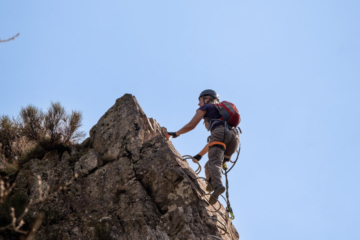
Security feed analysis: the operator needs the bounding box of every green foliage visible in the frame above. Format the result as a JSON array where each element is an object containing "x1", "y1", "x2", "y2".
[
  {"x1": 0, "y1": 162, "x2": 18, "y2": 176},
  {"x1": 1, "y1": 102, "x2": 85, "y2": 168},
  {"x1": 19, "y1": 102, "x2": 85, "y2": 149},
  {"x1": 17, "y1": 144, "x2": 46, "y2": 167},
  {"x1": 19, "y1": 105, "x2": 44, "y2": 143},
  {"x1": 64, "y1": 110, "x2": 84, "y2": 144},
  {"x1": 44, "y1": 102, "x2": 65, "y2": 146},
  {"x1": 0, "y1": 116, "x2": 20, "y2": 158},
  {"x1": 0, "y1": 102, "x2": 86, "y2": 237}
]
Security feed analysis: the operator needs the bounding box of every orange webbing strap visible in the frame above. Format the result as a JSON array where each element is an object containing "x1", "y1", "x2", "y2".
[{"x1": 208, "y1": 141, "x2": 226, "y2": 149}]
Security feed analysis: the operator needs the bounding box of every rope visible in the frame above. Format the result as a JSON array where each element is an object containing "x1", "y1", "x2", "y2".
[
  {"x1": 221, "y1": 127, "x2": 242, "y2": 221},
  {"x1": 224, "y1": 170, "x2": 233, "y2": 219},
  {"x1": 219, "y1": 141, "x2": 241, "y2": 221},
  {"x1": 223, "y1": 144, "x2": 241, "y2": 174}
]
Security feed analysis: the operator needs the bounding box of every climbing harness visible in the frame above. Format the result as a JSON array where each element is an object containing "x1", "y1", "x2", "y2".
[{"x1": 208, "y1": 141, "x2": 226, "y2": 150}]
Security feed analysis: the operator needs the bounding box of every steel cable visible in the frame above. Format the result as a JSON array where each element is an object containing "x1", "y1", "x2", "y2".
[{"x1": 182, "y1": 155, "x2": 202, "y2": 174}]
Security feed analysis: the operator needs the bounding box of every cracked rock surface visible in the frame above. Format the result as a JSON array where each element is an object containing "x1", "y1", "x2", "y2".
[{"x1": 5, "y1": 94, "x2": 239, "y2": 240}]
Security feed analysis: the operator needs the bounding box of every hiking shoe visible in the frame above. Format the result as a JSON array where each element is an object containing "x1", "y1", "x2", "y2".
[
  {"x1": 206, "y1": 184, "x2": 213, "y2": 192},
  {"x1": 209, "y1": 184, "x2": 225, "y2": 205}
]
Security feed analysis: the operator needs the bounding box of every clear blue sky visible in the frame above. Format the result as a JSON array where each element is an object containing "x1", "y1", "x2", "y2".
[{"x1": 1, "y1": 1, "x2": 359, "y2": 239}]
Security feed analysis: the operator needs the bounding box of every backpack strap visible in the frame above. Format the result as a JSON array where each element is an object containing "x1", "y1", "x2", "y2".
[{"x1": 207, "y1": 119, "x2": 224, "y2": 131}]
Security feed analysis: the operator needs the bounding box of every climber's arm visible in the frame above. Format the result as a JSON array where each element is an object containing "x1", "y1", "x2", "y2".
[
  {"x1": 166, "y1": 110, "x2": 205, "y2": 138},
  {"x1": 176, "y1": 109, "x2": 205, "y2": 135},
  {"x1": 198, "y1": 144, "x2": 209, "y2": 156},
  {"x1": 192, "y1": 143, "x2": 209, "y2": 163}
]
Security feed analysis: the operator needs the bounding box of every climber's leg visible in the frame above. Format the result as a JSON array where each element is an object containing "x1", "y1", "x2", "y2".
[
  {"x1": 207, "y1": 145, "x2": 224, "y2": 189},
  {"x1": 204, "y1": 161, "x2": 213, "y2": 191},
  {"x1": 223, "y1": 129, "x2": 240, "y2": 161},
  {"x1": 207, "y1": 126, "x2": 227, "y2": 188}
]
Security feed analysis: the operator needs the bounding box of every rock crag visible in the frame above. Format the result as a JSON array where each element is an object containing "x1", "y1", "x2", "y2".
[{"x1": 4, "y1": 94, "x2": 239, "y2": 240}]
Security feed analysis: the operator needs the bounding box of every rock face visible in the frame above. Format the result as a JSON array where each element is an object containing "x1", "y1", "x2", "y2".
[
  {"x1": 74, "y1": 149, "x2": 102, "y2": 177},
  {"x1": 5, "y1": 94, "x2": 239, "y2": 240}
]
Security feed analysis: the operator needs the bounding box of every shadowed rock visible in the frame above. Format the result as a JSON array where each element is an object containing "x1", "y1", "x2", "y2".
[{"x1": 75, "y1": 149, "x2": 102, "y2": 177}]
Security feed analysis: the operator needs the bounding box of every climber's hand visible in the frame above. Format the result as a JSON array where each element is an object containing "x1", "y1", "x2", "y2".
[
  {"x1": 166, "y1": 132, "x2": 179, "y2": 139},
  {"x1": 192, "y1": 154, "x2": 202, "y2": 163}
]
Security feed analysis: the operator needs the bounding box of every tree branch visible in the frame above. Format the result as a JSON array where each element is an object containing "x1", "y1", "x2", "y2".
[{"x1": 0, "y1": 33, "x2": 20, "y2": 43}]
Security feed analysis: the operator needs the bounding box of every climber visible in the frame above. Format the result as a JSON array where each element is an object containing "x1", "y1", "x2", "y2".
[{"x1": 166, "y1": 89, "x2": 240, "y2": 205}]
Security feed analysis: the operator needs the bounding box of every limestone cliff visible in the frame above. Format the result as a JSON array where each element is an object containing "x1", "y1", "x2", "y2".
[{"x1": 1, "y1": 94, "x2": 239, "y2": 240}]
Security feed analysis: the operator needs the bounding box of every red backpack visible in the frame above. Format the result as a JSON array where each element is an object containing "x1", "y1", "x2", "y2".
[{"x1": 214, "y1": 101, "x2": 241, "y2": 127}]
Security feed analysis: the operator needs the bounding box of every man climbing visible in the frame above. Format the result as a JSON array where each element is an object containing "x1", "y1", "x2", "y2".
[{"x1": 166, "y1": 89, "x2": 240, "y2": 205}]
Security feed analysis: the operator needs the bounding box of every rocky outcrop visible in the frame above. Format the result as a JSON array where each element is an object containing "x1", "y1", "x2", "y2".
[
  {"x1": 89, "y1": 95, "x2": 163, "y2": 161},
  {"x1": 4, "y1": 94, "x2": 239, "y2": 240},
  {"x1": 74, "y1": 149, "x2": 102, "y2": 177}
]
